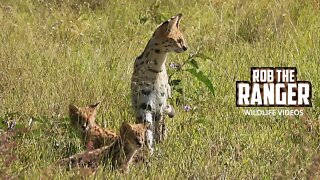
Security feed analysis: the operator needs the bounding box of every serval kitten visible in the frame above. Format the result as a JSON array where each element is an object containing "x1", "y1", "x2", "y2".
[
  {"x1": 59, "y1": 122, "x2": 148, "y2": 173},
  {"x1": 69, "y1": 102, "x2": 119, "y2": 150}
]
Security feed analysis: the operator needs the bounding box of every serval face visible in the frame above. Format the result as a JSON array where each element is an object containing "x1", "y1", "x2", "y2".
[
  {"x1": 153, "y1": 13, "x2": 188, "y2": 53},
  {"x1": 69, "y1": 102, "x2": 100, "y2": 133},
  {"x1": 120, "y1": 122, "x2": 148, "y2": 149}
]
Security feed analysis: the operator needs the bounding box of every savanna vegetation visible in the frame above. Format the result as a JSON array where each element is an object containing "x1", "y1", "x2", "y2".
[{"x1": 0, "y1": 0, "x2": 319, "y2": 179}]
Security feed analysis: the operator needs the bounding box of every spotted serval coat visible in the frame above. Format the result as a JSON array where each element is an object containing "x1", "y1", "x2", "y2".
[
  {"x1": 131, "y1": 13, "x2": 187, "y2": 153},
  {"x1": 69, "y1": 102, "x2": 119, "y2": 150},
  {"x1": 59, "y1": 122, "x2": 148, "y2": 173}
]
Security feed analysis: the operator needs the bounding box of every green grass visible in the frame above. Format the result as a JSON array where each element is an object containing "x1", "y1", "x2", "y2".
[{"x1": 0, "y1": 0, "x2": 319, "y2": 179}]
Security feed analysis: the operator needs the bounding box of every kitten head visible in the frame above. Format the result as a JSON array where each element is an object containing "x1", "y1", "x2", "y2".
[
  {"x1": 120, "y1": 122, "x2": 150, "y2": 149},
  {"x1": 68, "y1": 102, "x2": 100, "y2": 133}
]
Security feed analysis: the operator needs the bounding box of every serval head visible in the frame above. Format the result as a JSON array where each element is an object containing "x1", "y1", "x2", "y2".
[
  {"x1": 68, "y1": 102, "x2": 100, "y2": 133},
  {"x1": 152, "y1": 13, "x2": 188, "y2": 53},
  {"x1": 120, "y1": 122, "x2": 149, "y2": 150}
]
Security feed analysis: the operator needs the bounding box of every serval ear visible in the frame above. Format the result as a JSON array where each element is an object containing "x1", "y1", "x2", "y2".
[
  {"x1": 166, "y1": 13, "x2": 182, "y2": 32},
  {"x1": 143, "y1": 122, "x2": 151, "y2": 130},
  {"x1": 69, "y1": 104, "x2": 79, "y2": 115},
  {"x1": 89, "y1": 102, "x2": 100, "y2": 110},
  {"x1": 120, "y1": 122, "x2": 132, "y2": 138}
]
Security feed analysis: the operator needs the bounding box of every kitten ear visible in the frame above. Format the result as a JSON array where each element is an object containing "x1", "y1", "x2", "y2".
[
  {"x1": 144, "y1": 122, "x2": 151, "y2": 129},
  {"x1": 69, "y1": 104, "x2": 79, "y2": 114},
  {"x1": 120, "y1": 122, "x2": 132, "y2": 137},
  {"x1": 89, "y1": 102, "x2": 100, "y2": 109}
]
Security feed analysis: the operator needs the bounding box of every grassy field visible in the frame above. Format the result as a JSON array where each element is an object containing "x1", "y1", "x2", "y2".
[{"x1": 0, "y1": 0, "x2": 320, "y2": 179}]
